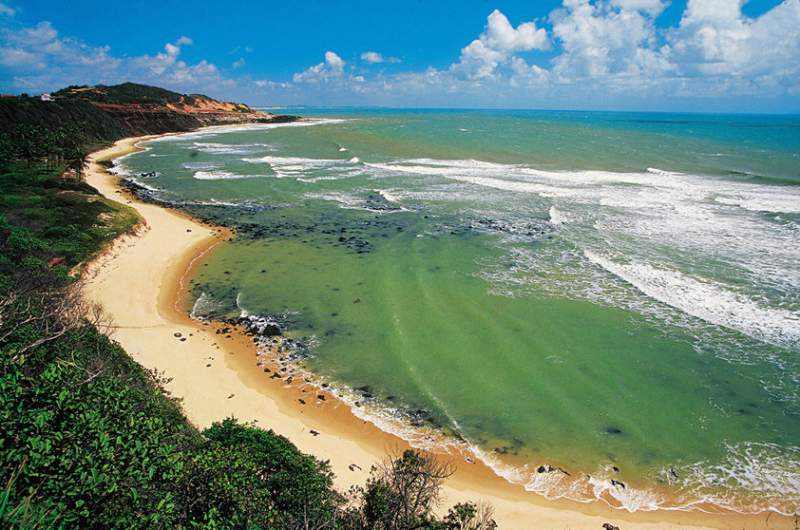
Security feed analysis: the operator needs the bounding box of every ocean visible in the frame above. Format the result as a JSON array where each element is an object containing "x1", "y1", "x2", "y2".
[{"x1": 114, "y1": 109, "x2": 800, "y2": 514}]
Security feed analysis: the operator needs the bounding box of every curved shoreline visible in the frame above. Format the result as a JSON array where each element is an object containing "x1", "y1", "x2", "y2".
[{"x1": 82, "y1": 134, "x2": 793, "y2": 530}]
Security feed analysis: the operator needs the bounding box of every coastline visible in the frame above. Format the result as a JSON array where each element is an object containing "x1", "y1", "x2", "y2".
[{"x1": 82, "y1": 134, "x2": 793, "y2": 530}]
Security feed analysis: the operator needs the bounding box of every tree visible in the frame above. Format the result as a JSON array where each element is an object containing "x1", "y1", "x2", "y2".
[
  {"x1": 445, "y1": 502, "x2": 497, "y2": 530},
  {"x1": 358, "y1": 449, "x2": 456, "y2": 530}
]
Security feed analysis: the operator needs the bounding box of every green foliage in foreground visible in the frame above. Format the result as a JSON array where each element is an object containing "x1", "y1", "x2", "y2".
[{"x1": 0, "y1": 150, "x2": 495, "y2": 528}]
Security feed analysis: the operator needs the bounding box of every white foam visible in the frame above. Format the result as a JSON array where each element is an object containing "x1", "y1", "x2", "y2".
[
  {"x1": 182, "y1": 161, "x2": 220, "y2": 170},
  {"x1": 146, "y1": 118, "x2": 349, "y2": 144},
  {"x1": 377, "y1": 189, "x2": 404, "y2": 204},
  {"x1": 192, "y1": 142, "x2": 269, "y2": 155},
  {"x1": 193, "y1": 170, "x2": 265, "y2": 180},
  {"x1": 665, "y1": 442, "x2": 800, "y2": 515},
  {"x1": 190, "y1": 291, "x2": 226, "y2": 319},
  {"x1": 305, "y1": 191, "x2": 405, "y2": 213},
  {"x1": 125, "y1": 177, "x2": 161, "y2": 192},
  {"x1": 585, "y1": 250, "x2": 800, "y2": 349},
  {"x1": 242, "y1": 155, "x2": 353, "y2": 167},
  {"x1": 548, "y1": 206, "x2": 568, "y2": 225},
  {"x1": 370, "y1": 157, "x2": 800, "y2": 348}
]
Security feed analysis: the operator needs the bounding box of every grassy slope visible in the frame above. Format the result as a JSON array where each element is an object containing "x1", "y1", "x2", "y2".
[{"x1": 0, "y1": 163, "x2": 139, "y2": 265}]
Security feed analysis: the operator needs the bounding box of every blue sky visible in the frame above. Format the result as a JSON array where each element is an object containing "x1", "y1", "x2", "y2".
[{"x1": 1, "y1": 0, "x2": 798, "y2": 112}]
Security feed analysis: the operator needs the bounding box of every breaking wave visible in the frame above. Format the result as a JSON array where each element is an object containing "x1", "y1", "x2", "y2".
[
  {"x1": 193, "y1": 170, "x2": 267, "y2": 180},
  {"x1": 584, "y1": 251, "x2": 800, "y2": 350}
]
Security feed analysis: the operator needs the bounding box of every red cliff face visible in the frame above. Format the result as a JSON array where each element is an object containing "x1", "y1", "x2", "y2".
[
  {"x1": 0, "y1": 83, "x2": 300, "y2": 145},
  {"x1": 91, "y1": 101, "x2": 274, "y2": 135},
  {"x1": 50, "y1": 83, "x2": 292, "y2": 136}
]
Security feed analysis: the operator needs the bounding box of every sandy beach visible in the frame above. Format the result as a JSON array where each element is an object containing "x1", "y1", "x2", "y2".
[{"x1": 82, "y1": 135, "x2": 794, "y2": 530}]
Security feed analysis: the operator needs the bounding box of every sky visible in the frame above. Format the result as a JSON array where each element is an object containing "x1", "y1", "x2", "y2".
[{"x1": 0, "y1": 0, "x2": 798, "y2": 112}]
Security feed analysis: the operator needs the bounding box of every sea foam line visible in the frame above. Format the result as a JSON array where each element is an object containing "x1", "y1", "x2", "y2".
[{"x1": 584, "y1": 250, "x2": 800, "y2": 349}]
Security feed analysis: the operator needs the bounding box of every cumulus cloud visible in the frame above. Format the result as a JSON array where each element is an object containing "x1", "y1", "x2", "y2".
[
  {"x1": 283, "y1": 3, "x2": 798, "y2": 107},
  {"x1": 1, "y1": 21, "x2": 118, "y2": 72},
  {"x1": 611, "y1": 0, "x2": 666, "y2": 16},
  {"x1": 2, "y1": 2, "x2": 798, "y2": 109},
  {"x1": 669, "y1": 0, "x2": 800, "y2": 83},
  {"x1": 134, "y1": 37, "x2": 195, "y2": 76},
  {"x1": 325, "y1": 50, "x2": 344, "y2": 72},
  {"x1": 255, "y1": 79, "x2": 289, "y2": 89},
  {"x1": 549, "y1": 0, "x2": 673, "y2": 80},
  {"x1": 453, "y1": 9, "x2": 549, "y2": 79},
  {"x1": 0, "y1": 21, "x2": 231, "y2": 94},
  {"x1": 360, "y1": 51, "x2": 401, "y2": 64},
  {"x1": 0, "y1": 47, "x2": 38, "y2": 68},
  {"x1": 293, "y1": 50, "x2": 346, "y2": 82},
  {"x1": 361, "y1": 51, "x2": 383, "y2": 63}
]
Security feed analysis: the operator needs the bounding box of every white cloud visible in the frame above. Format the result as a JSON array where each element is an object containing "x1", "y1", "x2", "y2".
[
  {"x1": 2, "y1": 2, "x2": 798, "y2": 110},
  {"x1": 325, "y1": 50, "x2": 344, "y2": 72},
  {"x1": 280, "y1": 3, "x2": 798, "y2": 107},
  {"x1": 611, "y1": 0, "x2": 666, "y2": 16},
  {"x1": 0, "y1": 23, "x2": 231, "y2": 94},
  {"x1": 361, "y1": 51, "x2": 401, "y2": 64},
  {"x1": 0, "y1": 2, "x2": 14, "y2": 16},
  {"x1": 164, "y1": 42, "x2": 180, "y2": 57},
  {"x1": 135, "y1": 38, "x2": 191, "y2": 76},
  {"x1": 669, "y1": 0, "x2": 800, "y2": 81},
  {"x1": 361, "y1": 51, "x2": 383, "y2": 63},
  {"x1": 1, "y1": 21, "x2": 118, "y2": 71},
  {"x1": 255, "y1": 79, "x2": 289, "y2": 89},
  {"x1": 453, "y1": 9, "x2": 549, "y2": 79},
  {"x1": 0, "y1": 46, "x2": 39, "y2": 67},
  {"x1": 549, "y1": 0, "x2": 672, "y2": 80},
  {"x1": 293, "y1": 50, "x2": 346, "y2": 82}
]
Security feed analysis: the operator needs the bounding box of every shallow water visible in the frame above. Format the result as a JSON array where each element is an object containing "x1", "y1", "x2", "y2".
[{"x1": 118, "y1": 110, "x2": 800, "y2": 514}]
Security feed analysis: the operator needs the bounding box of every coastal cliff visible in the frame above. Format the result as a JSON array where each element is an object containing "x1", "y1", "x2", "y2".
[{"x1": 0, "y1": 82, "x2": 297, "y2": 141}]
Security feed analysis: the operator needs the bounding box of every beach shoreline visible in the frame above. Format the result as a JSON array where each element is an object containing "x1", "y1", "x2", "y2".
[{"x1": 81, "y1": 133, "x2": 793, "y2": 530}]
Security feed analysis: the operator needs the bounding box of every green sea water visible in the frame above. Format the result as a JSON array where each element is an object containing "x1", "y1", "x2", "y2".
[{"x1": 116, "y1": 110, "x2": 800, "y2": 513}]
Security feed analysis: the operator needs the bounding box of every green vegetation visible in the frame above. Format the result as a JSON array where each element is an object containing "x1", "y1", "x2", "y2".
[
  {"x1": 54, "y1": 82, "x2": 191, "y2": 105},
  {"x1": 0, "y1": 88, "x2": 494, "y2": 528},
  {"x1": 0, "y1": 97, "x2": 125, "y2": 146},
  {"x1": 54, "y1": 83, "x2": 254, "y2": 113}
]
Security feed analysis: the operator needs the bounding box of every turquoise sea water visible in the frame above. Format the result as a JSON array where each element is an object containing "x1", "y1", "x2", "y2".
[{"x1": 116, "y1": 110, "x2": 800, "y2": 514}]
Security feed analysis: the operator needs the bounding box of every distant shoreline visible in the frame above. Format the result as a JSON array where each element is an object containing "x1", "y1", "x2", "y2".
[{"x1": 81, "y1": 130, "x2": 789, "y2": 530}]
